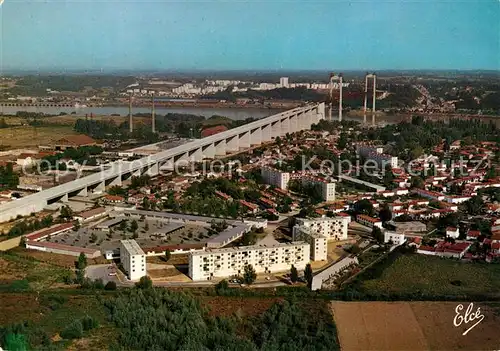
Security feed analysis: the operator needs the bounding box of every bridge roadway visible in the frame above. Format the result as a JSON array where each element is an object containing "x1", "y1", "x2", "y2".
[{"x1": 0, "y1": 103, "x2": 325, "y2": 222}]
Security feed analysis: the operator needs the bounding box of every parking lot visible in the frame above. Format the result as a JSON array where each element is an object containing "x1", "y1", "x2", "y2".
[{"x1": 85, "y1": 264, "x2": 119, "y2": 284}]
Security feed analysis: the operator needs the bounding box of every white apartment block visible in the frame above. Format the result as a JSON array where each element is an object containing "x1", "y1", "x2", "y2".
[
  {"x1": 302, "y1": 177, "x2": 336, "y2": 202},
  {"x1": 119, "y1": 240, "x2": 147, "y2": 281},
  {"x1": 356, "y1": 145, "x2": 398, "y2": 169},
  {"x1": 188, "y1": 242, "x2": 310, "y2": 281},
  {"x1": 292, "y1": 216, "x2": 350, "y2": 261},
  {"x1": 294, "y1": 216, "x2": 350, "y2": 241},
  {"x1": 280, "y1": 77, "x2": 289, "y2": 88},
  {"x1": 261, "y1": 167, "x2": 290, "y2": 189},
  {"x1": 292, "y1": 227, "x2": 327, "y2": 261}
]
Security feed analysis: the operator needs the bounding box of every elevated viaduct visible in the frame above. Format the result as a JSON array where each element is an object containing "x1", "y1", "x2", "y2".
[{"x1": 0, "y1": 103, "x2": 325, "y2": 222}]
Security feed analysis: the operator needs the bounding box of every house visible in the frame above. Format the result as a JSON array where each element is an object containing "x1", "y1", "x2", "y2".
[
  {"x1": 384, "y1": 231, "x2": 406, "y2": 246},
  {"x1": 446, "y1": 227, "x2": 460, "y2": 239},
  {"x1": 239, "y1": 200, "x2": 259, "y2": 214},
  {"x1": 356, "y1": 214, "x2": 383, "y2": 229},
  {"x1": 52, "y1": 135, "x2": 97, "y2": 150},
  {"x1": 435, "y1": 241, "x2": 471, "y2": 259},
  {"x1": 466, "y1": 230, "x2": 481, "y2": 241},
  {"x1": 105, "y1": 195, "x2": 125, "y2": 203}
]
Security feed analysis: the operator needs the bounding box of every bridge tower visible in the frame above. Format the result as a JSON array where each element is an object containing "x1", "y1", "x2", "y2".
[
  {"x1": 129, "y1": 93, "x2": 133, "y2": 133},
  {"x1": 364, "y1": 73, "x2": 377, "y2": 124},
  {"x1": 151, "y1": 93, "x2": 156, "y2": 133},
  {"x1": 329, "y1": 73, "x2": 343, "y2": 121}
]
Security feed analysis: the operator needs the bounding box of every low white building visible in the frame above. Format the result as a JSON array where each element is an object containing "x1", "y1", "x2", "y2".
[
  {"x1": 188, "y1": 242, "x2": 309, "y2": 281},
  {"x1": 383, "y1": 231, "x2": 406, "y2": 246},
  {"x1": 119, "y1": 240, "x2": 147, "y2": 281},
  {"x1": 446, "y1": 227, "x2": 460, "y2": 239},
  {"x1": 261, "y1": 167, "x2": 290, "y2": 189}
]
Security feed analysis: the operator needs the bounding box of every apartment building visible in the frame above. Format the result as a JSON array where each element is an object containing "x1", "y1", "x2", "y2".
[
  {"x1": 120, "y1": 239, "x2": 147, "y2": 281},
  {"x1": 188, "y1": 242, "x2": 310, "y2": 281},
  {"x1": 292, "y1": 227, "x2": 328, "y2": 260},
  {"x1": 295, "y1": 216, "x2": 350, "y2": 241},
  {"x1": 356, "y1": 214, "x2": 383, "y2": 229},
  {"x1": 356, "y1": 144, "x2": 398, "y2": 169},
  {"x1": 261, "y1": 167, "x2": 290, "y2": 189},
  {"x1": 302, "y1": 176, "x2": 336, "y2": 202},
  {"x1": 292, "y1": 216, "x2": 350, "y2": 260}
]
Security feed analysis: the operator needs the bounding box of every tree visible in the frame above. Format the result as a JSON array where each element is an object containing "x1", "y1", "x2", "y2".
[
  {"x1": 304, "y1": 263, "x2": 313, "y2": 289},
  {"x1": 164, "y1": 249, "x2": 171, "y2": 262},
  {"x1": 60, "y1": 320, "x2": 84, "y2": 339},
  {"x1": 60, "y1": 205, "x2": 73, "y2": 220},
  {"x1": 77, "y1": 252, "x2": 87, "y2": 270},
  {"x1": 129, "y1": 219, "x2": 138, "y2": 233},
  {"x1": 19, "y1": 236, "x2": 27, "y2": 248},
  {"x1": 462, "y1": 196, "x2": 485, "y2": 216},
  {"x1": 243, "y1": 264, "x2": 256, "y2": 285},
  {"x1": 4, "y1": 333, "x2": 29, "y2": 351},
  {"x1": 73, "y1": 220, "x2": 80, "y2": 232},
  {"x1": 410, "y1": 176, "x2": 425, "y2": 189},
  {"x1": 290, "y1": 265, "x2": 298, "y2": 283},
  {"x1": 379, "y1": 205, "x2": 392, "y2": 223},
  {"x1": 353, "y1": 199, "x2": 374, "y2": 216},
  {"x1": 135, "y1": 276, "x2": 153, "y2": 289},
  {"x1": 372, "y1": 226, "x2": 384, "y2": 244}
]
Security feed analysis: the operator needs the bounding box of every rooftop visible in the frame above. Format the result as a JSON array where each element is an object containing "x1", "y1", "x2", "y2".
[{"x1": 121, "y1": 239, "x2": 145, "y2": 256}]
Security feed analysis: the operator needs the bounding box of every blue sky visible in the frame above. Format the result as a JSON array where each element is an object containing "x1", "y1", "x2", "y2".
[{"x1": 0, "y1": 0, "x2": 498, "y2": 71}]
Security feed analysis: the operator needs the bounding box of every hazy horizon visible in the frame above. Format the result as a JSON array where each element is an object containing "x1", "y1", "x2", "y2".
[{"x1": 1, "y1": 0, "x2": 498, "y2": 72}]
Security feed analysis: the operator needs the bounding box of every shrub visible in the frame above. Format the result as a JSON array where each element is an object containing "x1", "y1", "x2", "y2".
[
  {"x1": 81, "y1": 315, "x2": 99, "y2": 331},
  {"x1": 135, "y1": 276, "x2": 153, "y2": 289},
  {"x1": 60, "y1": 320, "x2": 83, "y2": 339}
]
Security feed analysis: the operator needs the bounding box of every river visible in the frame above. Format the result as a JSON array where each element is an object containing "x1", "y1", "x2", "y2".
[{"x1": 0, "y1": 105, "x2": 282, "y2": 121}]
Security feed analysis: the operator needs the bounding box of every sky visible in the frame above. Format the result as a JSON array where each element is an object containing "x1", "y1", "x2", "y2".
[{"x1": 0, "y1": 0, "x2": 498, "y2": 71}]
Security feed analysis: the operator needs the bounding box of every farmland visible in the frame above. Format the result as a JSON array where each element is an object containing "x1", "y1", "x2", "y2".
[
  {"x1": 352, "y1": 252, "x2": 500, "y2": 297},
  {"x1": 331, "y1": 301, "x2": 500, "y2": 350}
]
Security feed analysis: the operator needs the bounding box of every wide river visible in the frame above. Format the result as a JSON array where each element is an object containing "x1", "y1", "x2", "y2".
[
  {"x1": 1, "y1": 105, "x2": 496, "y2": 126},
  {"x1": 0, "y1": 105, "x2": 281, "y2": 121}
]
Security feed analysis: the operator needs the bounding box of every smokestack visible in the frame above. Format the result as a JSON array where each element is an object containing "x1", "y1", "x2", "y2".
[
  {"x1": 151, "y1": 94, "x2": 155, "y2": 133},
  {"x1": 363, "y1": 73, "x2": 368, "y2": 115},
  {"x1": 129, "y1": 94, "x2": 133, "y2": 133},
  {"x1": 338, "y1": 74, "x2": 343, "y2": 122},
  {"x1": 372, "y1": 74, "x2": 376, "y2": 113}
]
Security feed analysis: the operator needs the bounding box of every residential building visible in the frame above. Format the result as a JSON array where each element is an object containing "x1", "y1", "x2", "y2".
[
  {"x1": 294, "y1": 216, "x2": 350, "y2": 241},
  {"x1": 446, "y1": 227, "x2": 459, "y2": 239},
  {"x1": 356, "y1": 214, "x2": 383, "y2": 229},
  {"x1": 383, "y1": 231, "x2": 406, "y2": 246},
  {"x1": 302, "y1": 176, "x2": 336, "y2": 202},
  {"x1": 119, "y1": 239, "x2": 147, "y2": 281},
  {"x1": 188, "y1": 242, "x2": 310, "y2": 281},
  {"x1": 261, "y1": 167, "x2": 290, "y2": 189},
  {"x1": 356, "y1": 144, "x2": 398, "y2": 168},
  {"x1": 292, "y1": 227, "x2": 328, "y2": 260},
  {"x1": 74, "y1": 207, "x2": 107, "y2": 223}
]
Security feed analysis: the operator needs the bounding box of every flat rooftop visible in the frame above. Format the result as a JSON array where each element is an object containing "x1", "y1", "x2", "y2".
[
  {"x1": 120, "y1": 239, "x2": 145, "y2": 256},
  {"x1": 190, "y1": 241, "x2": 308, "y2": 256},
  {"x1": 96, "y1": 217, "x2": 124, "y2": 229}
]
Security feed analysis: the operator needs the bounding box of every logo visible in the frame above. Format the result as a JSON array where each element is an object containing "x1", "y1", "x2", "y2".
[{"x1": 453, "y1": 303, "x2": 484, "y2": 336}]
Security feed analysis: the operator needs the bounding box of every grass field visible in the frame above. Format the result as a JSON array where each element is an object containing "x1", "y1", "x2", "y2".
[
  {"x1": 331, "y1": 301, "x2": 500, "y2": 351},
  {"x1": 0, "y1": 125, "x2": 81, "y2": 149},
  {"x1": 357, "y1": 253, "x2": 500, "y2": 296}
]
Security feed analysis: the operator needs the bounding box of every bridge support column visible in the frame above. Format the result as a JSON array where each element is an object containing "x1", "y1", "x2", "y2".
[
  {"x1": 316, "y1": 103, "x2": 325, "y2": 122},
  {"x1": 271, "y1": 121, "x2": 281, "y2": 139},
  {"x1": 109, "y1": 175, "x2": 122, "y2": 187},
  {"x1": 95, "y1": 181, "x2": 105, "y2": 193},
  {"x1": 289, "y1": 114, "x2": 298, "y2": 133},
  {"x1": 61, "y1": 193, "x2": 69, "y2": 203},
  {"x1": 203, "y1": 143, "x2": 216, "y2": 159},
  {"x1": 189, "y1": 147, "x2": 203, "y2": 162},
  {"x1": 226, "y1": 136, "x2": 239, "y2": 153},
  {"x1": 239, "y1": 132, "x2": 250, "y2": 149},
  {"x1": 161, "y1": 158, "x2": 175, "y2": 171},
  {"x1": 76, "y1": 187, "x2": 88, "y2": 197},
  {"x1": 215, "y1": 140, "x2": 226, "y2": 156},
  {"x1": 250, "y1": 128, "x2": 262, "y2": 145},
  {"x1": 262, "y1": 124, "x2": 272, "y2": 142},
  {"x1": 146, "y1": 162, "x2": 159, "y2": 177},
  {"x1": 132, "y1": 169, "x2": 142, "y2": 177},
  {"x1": 281, "y1": 117, "x2": 290, "y2": 136}
]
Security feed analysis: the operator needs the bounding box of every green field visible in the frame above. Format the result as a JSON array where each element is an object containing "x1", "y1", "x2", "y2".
[{"x1": 358, "y1": 253, "x2": 500, "y2": 296}]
